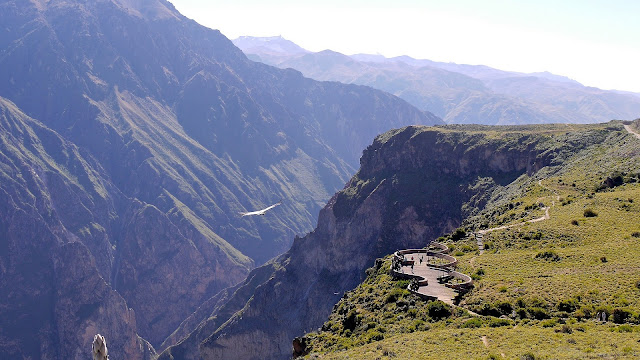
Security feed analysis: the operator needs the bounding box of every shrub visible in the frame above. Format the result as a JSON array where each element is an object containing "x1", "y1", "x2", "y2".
[
  {"x1": 385, "y1": 288, "x2": 407, "y2": 304},
  {"x1": 535, "y1": 250, "x2": 561, "y2": 261},
  {"x1": 364, "y1": 330, "x2": 384, "y2": 343},
  {"x1": 556, "y1": 324, "x2": 573, "y2": 334},
  {"x1": 461, "y1": 318, "x2": 483, "y2": 328},
  {"x1": 472, "y1": 268, "x2": 485, "y2": 281},
  {"x1": 574, "y1": 306, "x2": 595, "y2": 320},
  {"x1": 600, "y1": 256, "x2": 608, "y2": 263},
  {"x1": 612, "y1": 308, "x2": 634, "y2": 324},
  {"x1": 516, "y1": 308, "x2": 529, "y2": 319},
  {"x1": 489, "y1": 318, "x2": 513, "y2": 327},
  {"x1": 496, "y1": 301, "x2": 513, "y2": 315},
  {"x1": 409, "y1": 319, "x2": 427, "y2": 332},
  {"x1": 632, "y1": 232, "x2": 640, "y2": 238},
  {"x1": 477, "y1": 303, "x2": 501, "y2": 317},
  {"x1": 616, "y1": 325, "x2": 634, "y2": 333},
  {"x1": 570, "y1": 219, "x2": 579, "y2": 226},
  {"x1": 451, "y1": 228, "x2": 467, "y2": 241},
  {"x1": 540, "y1": 319, "x2": 557, "y2": 328},
  {"x1": 528, "y1": 307, "x2": 550, "y2": 320},
  {"x1": 558, "y1": 299, "x2": 579, "y2": 313},
  {"x1": 342, "y1": 310, "x2": 360, "y2": 331},
  {"x1": 583, "y1": 208, "x2": 598, "y2": 217},
  {"x1": 520, "y1": 352, "x2": 537, "y2": 360},
  {"x1": 427, "y1": 300, "x2": 451, "y2": 320}
]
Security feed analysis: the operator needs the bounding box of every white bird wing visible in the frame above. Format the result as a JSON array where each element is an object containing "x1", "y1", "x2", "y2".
[
  {"x1": 262, "y1": 202, "x2": 282, "y2": 212},
  {"x1": 240, "y1": 210, "x2": 262, "y2": 217},
  {"x1": 240, "y1": 202, "x2": 281, "y2": 217}
]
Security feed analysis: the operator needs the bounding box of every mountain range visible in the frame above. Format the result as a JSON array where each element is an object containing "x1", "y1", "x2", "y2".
[
  {"x1": 1, "y1": 2, "x2": 639, "y2": 359},
  {"x1": 0, "y1": 0, "x2": 440, "y2": 358},
  {"x1": 234, "y1": 36, "x2": 640, "y2": 125}
]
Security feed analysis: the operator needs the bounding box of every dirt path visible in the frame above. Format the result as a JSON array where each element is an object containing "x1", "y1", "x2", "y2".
[
  {"x1": 624, "y1": 124, "x2": 640, "y2": 140},
  {"x1": 474, "y1": 179, "x2": 558, "y2": 259},
  {"x1": 481, "y1": 335, "x2": 489, "y2": 348}
]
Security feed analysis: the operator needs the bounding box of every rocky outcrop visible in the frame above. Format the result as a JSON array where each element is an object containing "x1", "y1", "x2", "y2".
[
  {"x1": 53, "y1": 242, "x2": 156, "y2": 360},
  {"x1": 161, "y1": 125, "x2": 609, "y2": 359}
]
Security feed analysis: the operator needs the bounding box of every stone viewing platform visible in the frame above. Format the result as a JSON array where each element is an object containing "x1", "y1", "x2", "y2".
[{"x1": 390, "y1": 243, "x2": 473, "y2": 305}]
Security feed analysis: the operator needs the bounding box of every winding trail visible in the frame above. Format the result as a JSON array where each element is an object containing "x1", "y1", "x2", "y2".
[
  {"x1": 471, "y1": 179, "x2": 558, "y2": 266},
  {"x1": 475, "y1": 179, "x2": 557, "y2": 246},
  {"x1": 624, "y1": 124, "x2": 640, "y2": 140}
]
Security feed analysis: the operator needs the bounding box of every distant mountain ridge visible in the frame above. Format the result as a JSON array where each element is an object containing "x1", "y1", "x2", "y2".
[
  {"x1": 234, "y1": 36, "x2": 640, "y2": 125},
  {"x1": 234, "y1": 35, "x2": 309, "y2": 55}
]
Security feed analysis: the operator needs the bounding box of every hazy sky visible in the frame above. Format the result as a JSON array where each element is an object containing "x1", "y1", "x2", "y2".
[{"x1": 170, "y1": 0, "x2": 640, "y2": 93}]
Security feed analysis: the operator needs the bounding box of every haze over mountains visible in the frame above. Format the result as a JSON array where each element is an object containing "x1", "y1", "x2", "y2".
[
  {"x1": 234, "y1": 36, "x2": 640, "y2": 125},
  {"x1": 0, "y1": 0, "x2": 440, "y2": 358}
]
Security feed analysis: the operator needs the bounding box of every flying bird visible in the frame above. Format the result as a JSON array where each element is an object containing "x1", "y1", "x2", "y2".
[{"x1": 240, "y1": 201, "x2": 282, "y2": 217}]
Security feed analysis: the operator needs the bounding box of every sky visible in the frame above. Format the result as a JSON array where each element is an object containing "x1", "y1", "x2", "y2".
[{"x1": 169, "y1": 0, "x2": 640, "y2": 93}]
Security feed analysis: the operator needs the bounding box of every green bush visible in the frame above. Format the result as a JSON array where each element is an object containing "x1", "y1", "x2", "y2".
[
  {"x1": 612, "y1": 308, "x2": 634, "y2": 324},
  {"x1": 496, "y1": 301, "x2": 513, "y2": 315},
  {"x1": 575, "y1": 305, "x2": 593, "y2": 320},
  {"x1": 535, "y1": 250, "x2": 561, "y2": 261},
  {"x1": 461, "y1": 318, "x2": 483, "y2": 328},
  {"x1": 489, "y1": 318, "x2": 513, "y2": 327},
  {"x1": 540, "y1": 319, "x2": 557, "y2": 328},
  {"x1": 615, "y1": 325, "x2": 634, "y2": 333},
  {"x1": 451, "y1": 228, "x2": 467, "y2": 241},
  {"x1": 520, "y1": 352, "x2": 537, "y2": 360},
  {"x1": 477, "y1": 303, "x2": 501, "y2": 317},
  {"x1": 342, "y1": 310, "x2": 360, "y2": 331},
  {"x1": 427, "y1": 300, "x2": 451, "y2": 320},
  {"x1": 528, "y1": 307, "x2": 550, "y2": 320},
  {"x1": 409, "y1": 319, "x2": 427, "y2": 332},
  {"x1": 584, "y1": 208, "x2": 598, "y2": 217},
  {"x1": 385, "y1": 288, "x2": 407, "y2": 304},
  {"x1": 364, "y1": 329, "x2": 384, "y2": 343},
  {"x1": 556, "y1": 324, "x2": 573, "y2": 334},
  {"x1": 557, "y1": 298, "x2": 578, "y2": 313}
]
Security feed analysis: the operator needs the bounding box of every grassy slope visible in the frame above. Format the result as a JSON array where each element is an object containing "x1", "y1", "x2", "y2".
[{"x1": 303, "y1": 122, "x2": 640, "y2": 359}]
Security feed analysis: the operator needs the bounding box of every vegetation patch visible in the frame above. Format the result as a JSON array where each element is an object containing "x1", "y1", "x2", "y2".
[
  {"x1": 302, "y1": 122, "x2": 640, "y2": 359},
  {"x1": 534, "y1": 250, "x2": 561, "y2": 262}
]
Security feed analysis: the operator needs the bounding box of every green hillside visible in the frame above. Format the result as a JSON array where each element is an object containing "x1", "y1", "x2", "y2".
[{"x1": 300, "y1": 121, "x2": 640, "y2": 359}]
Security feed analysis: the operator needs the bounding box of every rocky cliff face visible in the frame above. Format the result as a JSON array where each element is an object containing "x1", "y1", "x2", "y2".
[
  {"x1": 0, "y1": 97, "x2": 154, "y2": 359},
  {"x1": 161, "y1": 125, "x2": 594, "y2": 360},
  {"x1": 0, "y1": 0, "x2": 441, "y2": 358}
]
